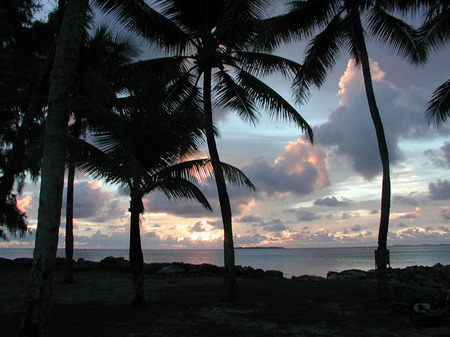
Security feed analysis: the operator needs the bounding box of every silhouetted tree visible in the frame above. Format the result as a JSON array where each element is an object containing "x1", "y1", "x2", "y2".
[
  {"x1": 94, "y1": 0, "x2": 312, "y2": 300},
  {"x1": 263, "y1": 0, "x2": 426, "y2": 300},
  {"x1": 77, "y1": 62, "x2": 253, "y2": 307}
]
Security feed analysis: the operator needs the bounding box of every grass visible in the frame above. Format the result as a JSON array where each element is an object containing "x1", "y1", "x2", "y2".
[{"x1": 1, "y1": 268, "x2": 448, "y2": 336}]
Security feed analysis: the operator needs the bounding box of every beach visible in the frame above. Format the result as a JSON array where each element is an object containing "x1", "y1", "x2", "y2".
[{"x1": 2, "y1": 262, "x2": 449, "y2": 336}]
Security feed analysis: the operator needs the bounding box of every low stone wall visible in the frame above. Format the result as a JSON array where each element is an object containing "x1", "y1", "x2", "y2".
[{"x1": 1, "y1": 256, "x2": 448, "y2": 288}]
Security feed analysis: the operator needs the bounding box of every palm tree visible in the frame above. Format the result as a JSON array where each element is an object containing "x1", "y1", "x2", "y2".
[
  {"x1": 20, "y1": 1, "x2": 90, "y2": 336},
  {"x1": 263, "y1": 0, "x2": 426, "y2": 300},
  {"x1": 76, "y1": 61, "x2": 254, "y2": 307},
  {"x1": 94, "y1": 0, "x2": 313, "y2": 300},
  {"x1": 63, "y1": 25, "x2": 139, "y2": 282}
]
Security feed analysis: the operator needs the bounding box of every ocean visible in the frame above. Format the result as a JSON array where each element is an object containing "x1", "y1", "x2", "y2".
[{"x1": 0, "y1": 245, "x2": 448, "y2": 278}]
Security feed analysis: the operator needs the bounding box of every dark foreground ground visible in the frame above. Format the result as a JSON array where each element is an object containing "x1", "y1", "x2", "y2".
[{"x1": 1, "y1": 268, "x2": 449, "y2": 337}]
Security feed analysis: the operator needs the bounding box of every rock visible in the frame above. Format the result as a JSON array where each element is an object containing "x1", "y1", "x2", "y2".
[
  {"x1": 100, "y1": 256, "x2": 130, "y2": 271},
  {"x1": 198, "y1": 263, "x2": 223, "y2": 275},
  {"x1": 292, "y1": 275, "x2": 326, "y2": 282},
  {"x1": 0, "y1": 258, "x2": 16, "y2": 268},
  {"x1": 265, "y1": 270, "x2": 283, "y2": 278},
  {"x1": 327, "y1": 269, "x2": 368, "y2": 281},
  {"x1": 13, "y1": 258, "x2": 32, "y2": 268},
  {"x1": 74, "y1": 258, "x2": 100, "y2": 270},
  {"x1": 157, "y1": 265, "x2": 186, "y2": 275}
]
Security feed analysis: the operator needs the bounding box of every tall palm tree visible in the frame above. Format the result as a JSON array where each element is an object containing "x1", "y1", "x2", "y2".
[
  {"x1": 20, "y1": 1, "x2": 90, "y2": 336},
  {"x1": 263, "y1": 0, "x2": 425, "y2": 300},
  {"x1": 76, "y1": 61, "x2": 254, "y2": 307},
  {"x1": 64, "y1": 25, "x2": 139, "y2": 283},
  {"x1": 94, "y1": 0, "x2": 313, "y2": 300}
]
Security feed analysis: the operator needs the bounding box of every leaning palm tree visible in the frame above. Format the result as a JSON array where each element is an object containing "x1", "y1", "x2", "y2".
[
  {"x1": 94, "y1": 0, "x2": 313, "y2": 300},
  {"x1": 76, "y1": 62, "x2": 254, "y2": 307},
  {"x1": 263, "y1": 0, "x2": 426, "y2": 299}
]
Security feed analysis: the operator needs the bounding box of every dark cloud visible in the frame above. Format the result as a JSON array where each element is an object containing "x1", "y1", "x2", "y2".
[
  {"x1": 393, "y1": 194, "x2": 420, "y2": 207},
  {"x1": 442, "y1": 142, "x2": 450, "y2": 167},
  {"x1": 296, "y1": 210, "x2": 321, "y2": 222},
  {"x1": 237, "y1": 214, "x2": 264, "y2": 223},
  {"x1": 255, "y1": 218, "x2": 290, "y2": 233},
  {"x1": 428, "y1": 179, "x2": 450, "y2": 200},
  {"x1": 314, "y1": 196, "x2": 352, "y2": 207}
]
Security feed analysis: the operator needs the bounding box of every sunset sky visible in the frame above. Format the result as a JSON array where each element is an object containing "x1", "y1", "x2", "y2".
[{"x1": 2, "y1": 1, "x2": 449, "y2": 249}]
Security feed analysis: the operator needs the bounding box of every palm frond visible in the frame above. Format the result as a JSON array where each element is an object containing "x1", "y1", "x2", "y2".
[
  {"x1": 419, "y1": 5, "x2": 450, "y2": 53},
  {"x1": 426, "y1": 79, "x2": 450, "y2": 127},
  {"x1": 293, "y1": 14, "x2": 344, "y2": 104},
  {"x1": 214, "y1": 160, "x2": 256, "y2": 191},
  {"x1": 233, "y1": 51, "x2": 302, "y2": 80},
  {"x1": 213, "y1": 70, "x2": 259, "y2": 125},
  {"x1": 154, "y1": 178, "x2": 212, "y2": 211},
  {"x1": 367, "y1": 6, "x2": 427, "y2": 65},
  {"x1": 257, "y1": 0, "x2": 339, "y2": 51},
  {"x1": 237, "y1": 69, "x2": 313, "y2": 143},
  {"x1": 93, "y1": 0, "x2": 190, "y2": 53}
]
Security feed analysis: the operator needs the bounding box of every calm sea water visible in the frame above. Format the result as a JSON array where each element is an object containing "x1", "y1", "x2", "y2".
[{"x1": 1, "y1": 245, "x2": 448, "y2": 278}]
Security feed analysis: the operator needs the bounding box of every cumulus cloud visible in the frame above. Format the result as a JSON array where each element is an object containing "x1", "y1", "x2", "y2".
[
  {"x1": 391, "y1": 207, "x2": 421, "y2": 220},
  {"x1": 313, "y1": 196, "x2": 352, "y2": 207},
  {"x1": 428, "y1": 179, "x2": 450, "y2": 200},
  {"x1": 314, "y1": 59, "x2": 440, "y2": 180},
  {"x1": 242, "y1": 137, "x2": 329, "y2": 197}
]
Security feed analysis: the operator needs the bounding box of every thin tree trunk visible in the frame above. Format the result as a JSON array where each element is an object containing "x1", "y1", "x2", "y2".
[
  {"x1": 64, "y1": 162, "x2": 75, "y2": 283},
  {"x1": 352, "y1": 13, "x2": 391, "y2": 300},
  {"x1": 20, "y1": 1, "x2": 89, "y2": 336},
  {"x1": 203, "y1": 68, "x2": 237, "y2": 301},
  {"x1": 129, "y1": 193, "x2": 146, "y2": 308},
  {"x1": 64, "y1": 114, "x2": 83, "y2": 283}
]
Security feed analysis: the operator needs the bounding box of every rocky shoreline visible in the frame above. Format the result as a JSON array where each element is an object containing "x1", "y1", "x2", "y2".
[{"x1": 1, "y1": 256, "x2": 449, "y2": 289}]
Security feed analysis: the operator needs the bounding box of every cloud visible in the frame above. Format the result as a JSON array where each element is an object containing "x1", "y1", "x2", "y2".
[
  {"x1": 259, "y1": 218, "x2": 290, "y2": 233},
  {"x1": 295, "y1": 209, "x2": 321, "y2": 222},
  {"x1": 62, "y1": 181, "x2": 125, "y2": 222},
  {"x1": 313, "y1": 196, "x2": 352, "y2": 207},
  {"x1": 314, "y1": 59, "x2": 443, "y2": 180},
  {"x1": 237, "y1": 214, "x2": 264, "y2": 223},
  {"x1": 428, "y1": 180, "x2": 450, "y2": 200},
  {"x1": 343, "y1": 224, "x2": 363, "y2": 234},
  {"x1": 242, "y1": 137, "x2": 329, "y2": 196},
  {"x1": 440, "y1": 207, "x2": 450, "y2": 221},
  {"x1": 392, "y1": 194, "x2": 420, "y2": 207},
  {"x1": 391, "y1": 207, "x2": 421, "y2": 220}
]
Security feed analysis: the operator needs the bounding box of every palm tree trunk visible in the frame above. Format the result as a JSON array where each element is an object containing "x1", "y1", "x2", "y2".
[
  {"x1": 20, "y1": 1, "x2": 89, "y2": 336},
  {"x1": 203, "y1": 68, "x2": 237, "y2": 301},
  {"x1": 352, "y1": 13, "x2": 391, "y2": 301},
  {"x1": 64, "y1": 162, "x2": 75, "y2": 283},
  {"x1": 64, "y1": 115, "x2": 83, "y2": 283},
  {"x1": 129, "y1": 194, "x2": 146, "y2": 308}
]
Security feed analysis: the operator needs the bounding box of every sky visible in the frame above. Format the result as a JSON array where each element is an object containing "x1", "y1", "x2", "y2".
[{"x1": 2, "y1": 1, "x2": 449, "y2": 249}]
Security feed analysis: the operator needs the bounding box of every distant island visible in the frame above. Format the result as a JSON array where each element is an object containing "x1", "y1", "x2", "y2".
[{"x1": 235, "y1": 246, "x2": 285, "y2": 249}]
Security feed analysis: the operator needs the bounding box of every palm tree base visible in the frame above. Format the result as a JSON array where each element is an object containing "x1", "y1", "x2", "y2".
[{"x1": 132, "y1": 295, "x2": 147, "y2": 309}]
